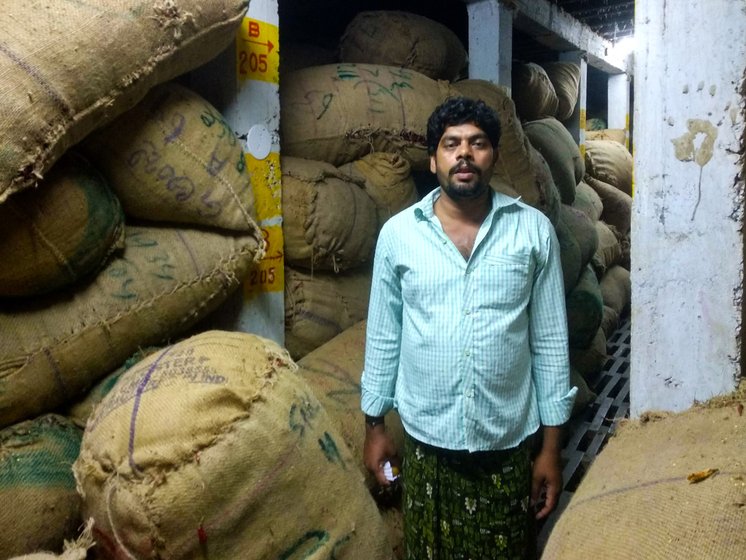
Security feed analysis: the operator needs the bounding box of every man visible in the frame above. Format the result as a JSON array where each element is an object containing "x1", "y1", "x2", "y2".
[{"x1": 361, "y1": 96, "x2": 576, "y2": 559}]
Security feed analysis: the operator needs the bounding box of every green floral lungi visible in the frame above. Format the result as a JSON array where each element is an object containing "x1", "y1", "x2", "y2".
[{"x1": 402, "y1": 434, "x2": 534, "y2": 560}]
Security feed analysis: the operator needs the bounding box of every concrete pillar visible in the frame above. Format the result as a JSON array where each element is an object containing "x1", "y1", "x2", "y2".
[
  {"x1": 465, "y1": 0, "x2": 513, "y2": 87},
  {"x1": 631, "y1": 0, "x2": 745, "y2": 415},
  {"x1": 559, "y1": 51, "x2": 587, "y2": 150},
  {"x1": 186, "y1": 0, "x2": 284, "y2": 344},
  {"x1": 608, "y1": 73, "x2": 631, "y2": 150}
]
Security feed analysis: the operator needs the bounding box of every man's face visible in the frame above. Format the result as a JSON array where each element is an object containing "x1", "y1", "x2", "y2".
[{"x1": 430, "y1": 122, "x2": 497, "y2": 200}]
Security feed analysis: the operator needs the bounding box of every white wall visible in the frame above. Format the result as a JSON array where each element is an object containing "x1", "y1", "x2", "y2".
[{"x1": 631, "y1": 0, "x2": 745, "y2": 414}]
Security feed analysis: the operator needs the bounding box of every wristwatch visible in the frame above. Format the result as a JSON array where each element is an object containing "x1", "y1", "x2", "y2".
[{"x1": 365, "y1": 414, "x2": 385, "y2": 428}]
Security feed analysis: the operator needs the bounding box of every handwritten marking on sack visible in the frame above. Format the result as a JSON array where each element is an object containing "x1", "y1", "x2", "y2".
[
  {"x1": 279, "y1": 530, "x2": 355, "y2": 559},
  {"x1": 288, "y1": 394, "x2": 321, "y2": 438},
  {"x1": 336, "y1": 64, "x2": 415, "y2": 117},
  {"x1": 89, "y1": 346, "x2": 226, "y2": 432},
  {"x1": 105, "y1": 231, "x2": 176, "y2": 299},
  {"x1": 302, "y1": 360, "x2": 360, "y2": 407},
  {"x1": 318, "y1": 431, "x2": 346, "y2": 469}
]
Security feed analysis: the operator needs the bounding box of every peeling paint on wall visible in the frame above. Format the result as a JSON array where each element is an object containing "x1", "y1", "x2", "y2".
[{"x1": 671, "y1": 119, "x2": 718, "y2": 220}]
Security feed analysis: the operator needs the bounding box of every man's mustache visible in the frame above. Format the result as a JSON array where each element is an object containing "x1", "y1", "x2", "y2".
[{"x1": 449, "y1": 162, "x2": 480, "y2": 176}]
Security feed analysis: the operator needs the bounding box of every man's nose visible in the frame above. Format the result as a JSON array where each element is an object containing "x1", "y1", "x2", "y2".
[{"x1": 457, "y1": 141, "x2": 473, "y2": 159}]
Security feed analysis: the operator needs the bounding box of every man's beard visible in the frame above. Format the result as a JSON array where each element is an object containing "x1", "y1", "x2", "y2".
[{"x1": 442, "y1": 162, "x2": 489, "y2": 200}]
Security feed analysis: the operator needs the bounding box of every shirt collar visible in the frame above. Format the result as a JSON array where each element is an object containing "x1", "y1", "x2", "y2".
[{"x1": 413, "y1": 187, "x2": 521, "y2": 223}]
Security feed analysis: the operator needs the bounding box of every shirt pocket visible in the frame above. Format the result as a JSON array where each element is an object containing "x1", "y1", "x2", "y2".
[{"x1": 478, "y1": 253, "x2": 530, "y2": 308}]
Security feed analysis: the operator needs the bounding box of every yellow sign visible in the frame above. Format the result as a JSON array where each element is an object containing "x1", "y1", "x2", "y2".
[
  {"x1": 244, "y1": 224, "x2": 284, "y2": 297},
  {"x1": 245, "y1": 151, "x2": 282, "y2": 221},
  {"x1": 236, "y1": 18, "x2": 279, "y2": 84}
]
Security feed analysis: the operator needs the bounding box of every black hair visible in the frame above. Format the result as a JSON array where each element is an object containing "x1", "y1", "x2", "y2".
[{"x1": 426, "y1": 96, "x2": 502, "y2": 155}]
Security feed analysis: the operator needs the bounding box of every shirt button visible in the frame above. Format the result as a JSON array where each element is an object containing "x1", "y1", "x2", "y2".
[
  {"x1": 465, "y1": 350, "x2": 471, "y2": 357},
  {"x1": 465, "y1": 310, "x2": 471, "y2": 315},
  {"x1": 466, "y1": 389, "x2": 475, "y2": 398}
]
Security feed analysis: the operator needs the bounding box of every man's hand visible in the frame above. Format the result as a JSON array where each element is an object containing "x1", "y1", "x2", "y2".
[
  {"x1": 531, "y1": 425, "x2": 564, "y2": 520},
  {"x1": 363, "y1": 422, "x2": 399, "y2": 487}
]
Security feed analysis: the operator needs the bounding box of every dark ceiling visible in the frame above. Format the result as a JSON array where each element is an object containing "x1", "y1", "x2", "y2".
[{"x1": 550, "y1": 0, "x2": 634, "y2": 43}]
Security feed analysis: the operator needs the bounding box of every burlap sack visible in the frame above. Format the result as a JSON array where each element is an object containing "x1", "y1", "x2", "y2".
[
  {"x1": 282, "y1": 156, "x2": 378, "y2": 272},
  {"x1": 7, "y1": 520, "x2": 93, "y2": 560},
  {"x1": 451, "y1": 79, "x2": 561, "y2": 224},
  {"x1": 0, "y1": 224, "x2": 263, "y2": 428},
  {"x1": 65, "y1": 347, "x2": 160, "y2": 429},
  {"x1": 591, "y1": 221, "x2": 623, "y2": 278},
  {"x1": 585, "y1": 139, "x2": 634, "y2": 196},
  {"x1": 0, "y1": 415, "x2": 82, "y2": 558},
  {"x1": 585, "y1": 128, "x2": 627, "y2": 145},
  {"x1": 572, "y1": 180, "x2": 603, "y2": 222},
  {"x1": 599, "y1": 265, "x2": 631, "y2": 317},
  {"x1": 542, "y1": 404, "x2": 746, "y2": 559},
  {"x1": 512, "y1": 63, "x2": 559, "y2": 121},
  {"x1": 554, "y1": 215, "x2": 582, "y2": 295},
  {"x1": 75, "y1": 331, "x2": 392, "y2": 560},
  {"x1": 0, "y1": 0, "x2": 248, "y2": 204},
  {"x1": 83, "y1": 82, "x2": 256, "y2": 231},
  {"x1": 570, "y1": 367, "x2": 596, "y2": 417},
  {"x1": 285, "y1": 266, "x2": 373, "y2": 360},
  {"x1": 280, "y1": 63, "x2": 449, "y2": 170},
  {"x1": 296, "y1": 321, "x2": 406, "y2": 493},
  {"x1": 0, "y1": 153, "x2": 124, "y2": 297},
  {"x1": 558, "y1": 204, "x2": 598, "y2": 271},
  {"x1": 338, "y1": 153, "x2": 418, "y2": 227},
  {"x1": 585, "y1": 175, "x2": 632, "y2": 234},
  {"x1": 541, "y1": 62, "x2": 581, "y2": 122},
  {"x1": 339, "y1": 11, "x2": 467, "y2": 81},
  {"x1": 569, "y1": 327, "x2": 608, "y2": 381},
  {"x1": 600, "y1": 305, "x2": 620, "y2": 338},
  {"x1": 524, "y1": 118, "x2": 584, "y2": 204},
  {"x1": 380, "y1": 507, "x2": 405, "y2": 560},
  {"x1": 566, "y1": 265, "x2": 604, "y2": 349}
]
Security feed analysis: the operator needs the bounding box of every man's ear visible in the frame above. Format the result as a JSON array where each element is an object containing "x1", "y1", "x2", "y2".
[
  {"x1": 491, "y1": 149, "x2": 499, "y2": 169},
  {"x1": 430, "y1": 155, "x2": 436, "y2": 174}
]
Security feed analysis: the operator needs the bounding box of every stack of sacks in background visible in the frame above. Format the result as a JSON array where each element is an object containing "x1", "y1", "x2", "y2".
[
  {"x1": 0, "y1": 1, "x2": 263, "y2": 557},
  {"x1": 511, "y1": 60, "x2": 632, "y2": 408}
]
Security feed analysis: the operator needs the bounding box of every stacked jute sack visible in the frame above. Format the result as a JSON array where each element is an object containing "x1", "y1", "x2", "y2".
[
  {"x1": 0, "y1": 1, "x2": 272, "y2": 557},
  {"x1": 542, "y1": 391, "x2": 746, "y2": 559}
]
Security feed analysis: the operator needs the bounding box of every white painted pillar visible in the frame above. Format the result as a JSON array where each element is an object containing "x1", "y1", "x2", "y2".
[
  {"x1": 186, "y1": 0, "x2": 284, "y2": 344},
  {"x1": 631, "y1": 0, "x2": 745, "y2": 415},
  {"x1": 465, "y1": 0, "x2": 513, "y2": 87},
  {"x1": 559, "y1": 51, "x2": 587, "y2": 151},
  {"x1": 608, "y1": 73, "x2": 631, "y2": 150}
]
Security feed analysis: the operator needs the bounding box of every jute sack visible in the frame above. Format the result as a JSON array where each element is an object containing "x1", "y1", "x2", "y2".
[
  {"x1": 282, "y1": 157, "x2": 378, "y2": 272},
  {"x1": 591, "y1": 220, "x2": 623, "y2": 278},
  {"x1": 570, "y1": 367, "x2": 596, "y2": 418},
  {"x1": 0, "y1": 153, "x2": 124, "y2": 297},
  {"x1": 570, "y1": 327, "x2": 608, "y2": 381},
  {"x1": 512, "y1": 63, "x2": 559, "y2": 121},
  {"x1": 558, "y1": 204, "x2": 598, "y2": 272},
  {"x1": 338, "y1": 153, "x2": 418, "y2": 227},
  {"x1": 450, "y1": 79, "x2": 561, "y2": 224},
  {"x1": 585, "y1": 175, "x2": 632, "y2": 235},
  {"x1": 524, "y1": 118, "x2": 584, "y2": 205},
  {"x1": 0, "y1": 0, "x2": 248, "y2": 204},
  {"x1": 339, "y1": 11, "x2": 467, "y2": 81},
  {"x1": 75, "y1": 331, "x2": 392, "y2": 560},
  {"x1": 554, "y1": 215, "x2": 582, "y2": 295},
  {"x1": 0, "y1": 224, "x2": 264, "y2": 428},
  {"x1": 380, "y1": 508, "x2": 405, "y2": 560},
  {"x1": 572, "y1": 180, "x2": 603, "y2": 222},
  {"x1": 65, "y1": 347, "x2": 160, "y2": 429},
  {"x1": 585, "y1": 128, "x2": 627, "y2": 145},
  {"x1": 285, "y1": 265, "x2": 373, "y2": 360},
  {"x1": 566, "y1": 265, "x2": 604, "y2": 349},
  {"x1": 0, "y1": 415, "x2": 82, "y2": 558},
  {"x1": 542, "y1": 404, "x2": 746, "y2": 559},
  {"x1": 296, "y1": 321, "x2": 406, "y2": 493},
  {"x1": 83, "y1": 82, "x2": 256, "y2": 231},
  {"x1": 280, "y1": 63, "x2": 449, "y2": 170},
  {"x1": 599, "y1": 265, "x2": 631, "y2": 317},
  {"x1": 540, "y1": 62, "x2": 581, "y2": 122},
  {"x1": 7, "y1": 520, "x2": 93, "y2": 560},
  {"x1": 601, "y1": 305, "x2": 621, "y2": 339},
  {"x1": 585, "y1": 139, "x2": 634, "y2": 196}
]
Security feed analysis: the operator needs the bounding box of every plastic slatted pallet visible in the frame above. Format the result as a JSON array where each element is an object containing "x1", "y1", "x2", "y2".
[{"x1": 537, "y1": 318, "x2": 631, "y2": 550}]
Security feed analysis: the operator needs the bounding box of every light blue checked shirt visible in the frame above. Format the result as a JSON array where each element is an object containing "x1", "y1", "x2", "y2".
[{"x1": 361, "y1": 188, "x2": 576, "y2": 452}]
